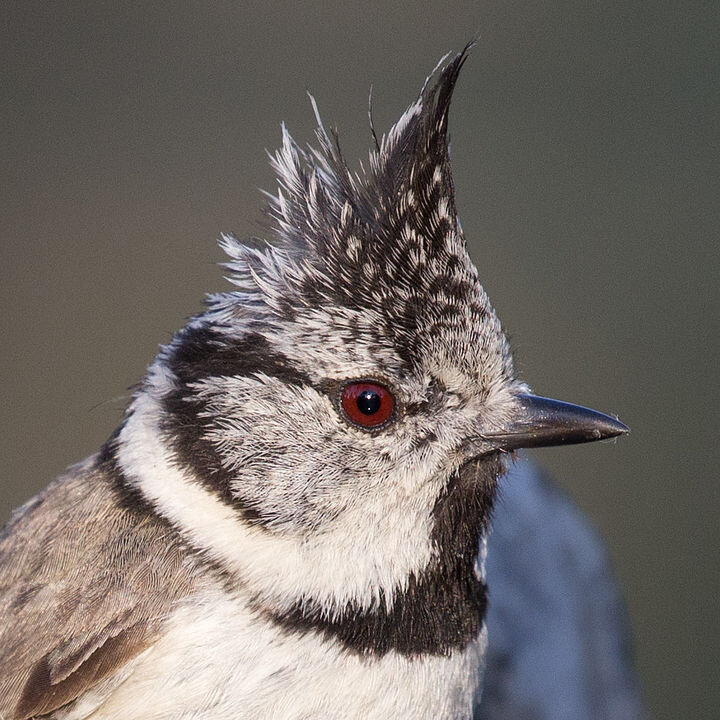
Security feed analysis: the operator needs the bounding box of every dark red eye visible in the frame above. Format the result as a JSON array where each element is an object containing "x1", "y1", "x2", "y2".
[{"x1": 340, "y1": 382, "x2": 395, "y2": 429}]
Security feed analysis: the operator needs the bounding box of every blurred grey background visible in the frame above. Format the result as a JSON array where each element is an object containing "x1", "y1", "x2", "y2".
[{"x1": 1, "y1": 2, "x2": 717, "y2": 718}]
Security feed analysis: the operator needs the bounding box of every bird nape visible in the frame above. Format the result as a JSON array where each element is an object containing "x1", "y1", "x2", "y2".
[{"x1": 0, "y1": 46, "x2": 633, "y2": 720}]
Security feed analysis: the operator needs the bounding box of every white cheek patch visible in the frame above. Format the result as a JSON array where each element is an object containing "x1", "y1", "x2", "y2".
[{"x1": 117, "y1": 364, "x2": 439, "y2": 614}]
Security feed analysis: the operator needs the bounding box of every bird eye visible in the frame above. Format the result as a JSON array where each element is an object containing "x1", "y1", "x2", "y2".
[{"x1": 339, "y1": 381, "x2": 395, "y2": 430}]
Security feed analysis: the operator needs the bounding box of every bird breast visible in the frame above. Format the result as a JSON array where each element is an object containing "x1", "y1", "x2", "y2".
[{"x1": 84, "y1": 586, "x2": 486, "y2": 720}]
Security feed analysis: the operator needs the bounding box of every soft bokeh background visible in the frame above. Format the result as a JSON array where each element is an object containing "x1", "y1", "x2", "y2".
[{"x1": 1, "y1": 3, "x2": 717, "y2": 718}]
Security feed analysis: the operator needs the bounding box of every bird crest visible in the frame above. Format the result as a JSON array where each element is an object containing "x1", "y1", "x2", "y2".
[{"x1": 215, "y1": 45, "x2": 513, "y2": 388}]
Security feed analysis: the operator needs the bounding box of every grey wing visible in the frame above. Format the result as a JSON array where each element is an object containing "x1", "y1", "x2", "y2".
[
  {"x1": 0, "y1": 458, "x2": 198, "y2": 720},
  {"x1": 477, "y1": 460, "x2": 646, "y2": 720}
]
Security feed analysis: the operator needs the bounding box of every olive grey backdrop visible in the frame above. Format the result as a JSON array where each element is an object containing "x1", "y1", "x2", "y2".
[{"x1": 1, "y1": 2, "x2": 717, "y2": 718}]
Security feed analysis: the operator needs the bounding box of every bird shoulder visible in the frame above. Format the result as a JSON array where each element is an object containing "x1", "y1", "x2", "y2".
[{"x1": 0, "y1": 456, "x2": 201, "y2": 719}]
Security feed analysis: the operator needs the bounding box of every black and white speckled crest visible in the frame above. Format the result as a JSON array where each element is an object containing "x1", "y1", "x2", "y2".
[{"x1": 215, "y1": 46, "x2": 513, "y2": 386}]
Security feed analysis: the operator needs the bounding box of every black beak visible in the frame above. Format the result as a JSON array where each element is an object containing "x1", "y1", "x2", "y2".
[{"x1": 483, "y1": 394, "x2": 629, "y2": 451}]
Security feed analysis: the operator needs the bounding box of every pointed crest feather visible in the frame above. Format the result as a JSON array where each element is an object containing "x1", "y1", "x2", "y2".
[{"x1": 211, "y1": 44, "x2": 510, "y2": 382}]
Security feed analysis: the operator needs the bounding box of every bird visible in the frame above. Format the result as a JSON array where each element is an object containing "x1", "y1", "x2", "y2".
[{"x1": 0, "y1": 47, "x2": 629, "y2": 720}]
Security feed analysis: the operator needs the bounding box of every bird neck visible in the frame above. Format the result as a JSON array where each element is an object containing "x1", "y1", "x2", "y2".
[
  {"x1": 260, "y1": 455, "x2": 502, "y2": 658},
  {"x1": 107, "y1": 365, "x2": 502, "y2": 659}
]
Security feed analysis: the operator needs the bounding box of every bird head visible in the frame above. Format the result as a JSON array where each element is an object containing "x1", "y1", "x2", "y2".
[{"x1": 114, "y1": 47, "x2": 627, "y2": 648}]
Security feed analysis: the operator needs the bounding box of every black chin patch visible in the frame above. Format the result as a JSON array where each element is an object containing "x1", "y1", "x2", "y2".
[{"x1": 265, "y1": 455, "x2": 502, "y2": 657}]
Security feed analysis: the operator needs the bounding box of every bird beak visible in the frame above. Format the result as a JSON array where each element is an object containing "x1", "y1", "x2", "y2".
[{"x1": 482, "y1": 393, "x2": 629, "y2": 452}]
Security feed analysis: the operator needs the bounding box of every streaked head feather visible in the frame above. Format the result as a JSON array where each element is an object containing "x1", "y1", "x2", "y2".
[{"x1": 214, "y1": 46, "x2": 514, "y2": 389}]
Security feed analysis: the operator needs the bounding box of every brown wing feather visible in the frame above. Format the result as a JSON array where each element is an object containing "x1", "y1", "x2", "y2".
[
  {"x1": 16, "y1": 621, "x2": 153, "y2": 718},
  {"x1": 0, "y1": 457, "x2": 201, "y2": 719}
]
